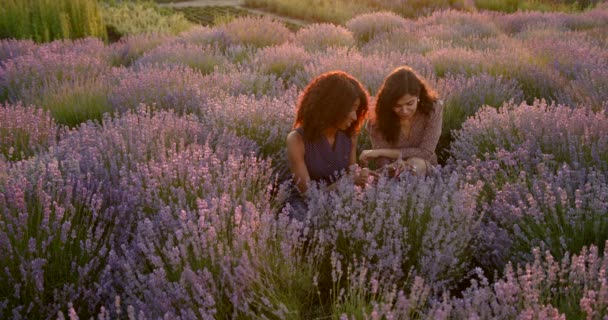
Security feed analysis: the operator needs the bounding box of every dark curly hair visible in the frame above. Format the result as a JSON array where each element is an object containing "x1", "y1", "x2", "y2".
[
  {"x1": 375, "y1": 66, "x2": 438, "y2": 144},
  {"x1": 294, "y1": 71, "x2": 369, "y2": 142}
]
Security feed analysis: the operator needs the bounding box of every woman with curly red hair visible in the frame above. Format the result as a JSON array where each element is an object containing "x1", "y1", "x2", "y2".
[
  {"x1": 360, "y1": 66, "x2": 443, "y2": 176},
  {"x1": 285, "y1": 71, "x2": 371, "y2": 220}
]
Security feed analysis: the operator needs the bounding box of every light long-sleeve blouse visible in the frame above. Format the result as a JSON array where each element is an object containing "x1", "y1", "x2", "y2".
[{"x1": 368, "y1": 101, "x2": 443, "y2": 167}]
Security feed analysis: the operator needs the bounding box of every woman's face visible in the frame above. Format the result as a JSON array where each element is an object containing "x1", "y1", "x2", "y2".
[
  {"x1": 392, "y1": 94, "x2": 418, "y2": 120},
  {"x1": 337, "y1": 98, "x2": 360, "y2": 130}
]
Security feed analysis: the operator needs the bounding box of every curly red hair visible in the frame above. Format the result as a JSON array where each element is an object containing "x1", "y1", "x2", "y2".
[{"x1": 293, "y1": 71, "x2": 369, "y2": 142}]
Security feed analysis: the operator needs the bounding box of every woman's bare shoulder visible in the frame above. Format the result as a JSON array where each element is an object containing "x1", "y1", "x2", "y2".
[{"x1": 286, "y1": 130, "x2": 303, "y2": 145}]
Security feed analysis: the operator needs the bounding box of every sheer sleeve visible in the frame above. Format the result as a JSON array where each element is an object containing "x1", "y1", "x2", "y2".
[{"x1": 398, "y1": 101, "x2": 443, "y2": 164}]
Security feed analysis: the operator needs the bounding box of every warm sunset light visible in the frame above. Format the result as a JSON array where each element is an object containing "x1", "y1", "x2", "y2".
[{"x1": 1, "y1": 0, "x2": 607, "y2": 318}]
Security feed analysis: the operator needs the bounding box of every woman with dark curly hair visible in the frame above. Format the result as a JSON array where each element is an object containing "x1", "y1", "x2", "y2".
[
  {"x1": 285, "y1": 71, "x2": 371, "y2": 220},
  {"x1": 360, "y1": 66, "x2": 443, "y2": 176}
]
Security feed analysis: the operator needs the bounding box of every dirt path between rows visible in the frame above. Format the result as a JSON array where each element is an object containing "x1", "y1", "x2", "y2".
[{"x1": 159, "y1": 0, "x2": 310, "y2": 28}]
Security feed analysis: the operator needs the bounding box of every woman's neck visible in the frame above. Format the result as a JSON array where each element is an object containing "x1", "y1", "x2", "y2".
[{"x1": 323, "y1": 127, "x2": 338, "y2": 138}]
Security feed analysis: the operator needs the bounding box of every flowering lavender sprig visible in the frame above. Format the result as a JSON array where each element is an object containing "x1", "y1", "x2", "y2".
[
  {"x1": 295, "y1": 170, "x2": 483, "y2": 292},
  {"x1": 0, "y1": 154, "x2": 114, "y2": 319},
  {"x1": 135, "y1": 42, "x2": 227, "y2": 75},
  {"x1": 0, "y1": 102, "x2": 58, "y2": 161},
  {"x1": 0, "y1": 46, "x2": 110, "y2": 104},
  {"x1": 450, "y1": 99, "x2": 608, "y2": 172},
  {"x1": 108, "y1": 64, "x2": 208, "y2": 115},
  {"x1": 428, "y1": 242, "x2": 608, "y2": 319}
]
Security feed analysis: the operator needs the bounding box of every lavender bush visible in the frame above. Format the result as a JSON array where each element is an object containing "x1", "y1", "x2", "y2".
[
  {"x1": 135, "y1": 42, "x2": 227, "y2": 75},
  {"x1": 204, "y1": 89, "x2": 297, "y2": 178},
  {"x1": 417, "y1": 10, "x2": 500, "y2": 40},
  {"x1": 428, "y1": 242, "x2": 608, "y2": 319},
  {"x1": 219, "y1": 16, "x2": 292, "y2": 48},
  {"x1": 436, "y1": 73, "x2": 524, "y2": 163},
  {"x1": 108, "y1": 32, "x2": 176, "y2": 67},
  {"x1": 108, "y1": 65, "x2": 208, "y2": 115},
  {"x1": 486, "y1": 165, "x2": 608, "y2": 267},
  {"x1": 0, "y1": 102, "x2": 57, "y2": 161},
  {"x1": 0, "y1": 155, "x2": 115, "y2": 319},
  {"x1": 567, "y1": 68, "x2": 608, "y2": 112},
  {"x1": 345, "y1": 12, "x2": 409, "y2": 43},
  {"x1": 0, "y1": 7, "x2": 607, "y2": 318},
  {"x1": 296, "y1": 171, "x2": 484, "y2": 292},
  {"x1": 450, "y1": 100, "x2": 608, "y2": 172},
  {"x1": 0, "y1": 47, "x2": 109, "y2": 104},
  {"x1": 201, "y1": 68, "x2": 286, "y2": 98},
  {"x1": 249, "y1": 43, "x2": 311, "y2": 87},
  {"x1": 303, "y1": 48, "x2": 433, "y2": 95},
  {"x1": 178, "y1": 26, "x2": 230, "y2": 49},
  {"x1": 294, "y1": 23, "x2": 355, "y2": 52},
  {"x1": 0, "y1": 39, "x2": 35, "y2": 62},
  {"x1": 107, "y1": 142, "x2": 275, "y2": 318}
]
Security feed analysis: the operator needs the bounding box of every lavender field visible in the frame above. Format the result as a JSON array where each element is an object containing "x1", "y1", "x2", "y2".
[{"x1": 1, "y1": 6, "x2": 608, "y2": 319}]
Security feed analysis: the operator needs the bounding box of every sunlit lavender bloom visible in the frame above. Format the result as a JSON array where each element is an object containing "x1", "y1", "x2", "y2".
[
  {"x1": 0, "y1": 46, "x2": 110, "y2": 103},
  {"x1": 294, "y1": 23, "x2": 355, "y2": 51},
  {"x1": 108, "y1": 64, "x2": 208, "y2": 114},
  {"x1": 519, "y1": 31, "x2": 608, "y2": 80},
  {"x1": 108, "y1": 32, "x2": 177, "y2": 66},
  {"x1": 0, "y1": 102, "x2": 58, "y2": 161},
  {"x1": 496, "y1": 11, "x2": 570, "y2": 34},
  {"x1": 297, "y1": 170, "x2": 483, "y2": 291},
  {"x1": 426, "y1": 47, "x2": 488, "y2": 77},
  {"x1": 201, "y1": 68, "x2": 286, "y2": 98},
  {"x1": 53, "y1": 106, "x2": 258, "y2": 248},
  {"x1": 488, "y1": 165, "x2": 608, "y2": 265},
  {"x1": 450, "y1": 99, "x2": 608, "y2": 171},
  {"x1": 249, "y1": 43, "x2": 311, "y2": 87},
  {"x1": 345, "y1": 11, "x2": 410, "y2": 43},
  {"x1": 177, "y1": 25, "x2": 230, "y2": 48},
  {"x1": 436, "y1": 73, "x2": 524, "y2": 162},
  {"x1": 428, "y1": 243, "x2": 608, "y2": 319},
  {"x1": 203, "y1": 88, "x2": 297, "y2": 177},
  {"x1": 35, "y1": 37, "x2": 109, "y2": 61},
  {"x1": 416, "y1": 9, "x2": 500, "y2": 39},
  {"x1": 360, "y1": 26, "x2": 449, "y2": 55},
  {"x1": 0, "y1": 39, "x2": 35, "y2": 62},
  {"x1": 107, "y1": 140, "x2": 275, "y2": 318},
  {"x1": 568, "y1": 68, "x2": 608, "y2": 112},
  {"x1": 0, "y1": 154, "x2": 113, "y2": 319},
  {"x1": 218, "y1": 16, "x2": 292, "y2": 48},
  {"x1": 303, "y1": 47, "x2": 433, "y2": 95},
  {"x1": 135, "y1": 42, "x2": 227, "y2": 75}
]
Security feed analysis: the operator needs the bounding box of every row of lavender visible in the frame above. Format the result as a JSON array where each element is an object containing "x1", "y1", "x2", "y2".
[{"x1": 1, "y1": 7, "x2": 607, "y2": 319}]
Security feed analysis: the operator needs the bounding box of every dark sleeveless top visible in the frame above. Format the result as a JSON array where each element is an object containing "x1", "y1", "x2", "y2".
[{"x1": 295, "y1": 127, "x2": 352, "y2": 183}]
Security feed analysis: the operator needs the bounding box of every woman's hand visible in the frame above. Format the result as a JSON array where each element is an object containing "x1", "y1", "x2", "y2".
[
  {"x1": 351, "y1": 166, "x2": 379, "y2": 187},
  {"x1": 386, "y1": 159, "x2": 415, "y2": 177},
  {"x1": 359, "y1": 149, "x2": 378, "y2": 165},
  {"x1": 355, "y1": 167, "x2": 370, "y2": 186}
]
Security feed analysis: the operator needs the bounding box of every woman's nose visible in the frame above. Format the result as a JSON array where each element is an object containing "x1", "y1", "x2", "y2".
[{"x1": 350, "y1": 111, "x2": 357, "y2": 120}]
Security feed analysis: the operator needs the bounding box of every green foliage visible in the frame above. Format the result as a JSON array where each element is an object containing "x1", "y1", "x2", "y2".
[
  {"x1": 101, "y1": 1, "x2": 194, "y2": 37},
  {"x1": 35, "y1": 79, "x2": 113, "y2": 128},
  {"x1": 173, "y1": 6, "x2": 249, "y2": 26},
  {"x1": 0, "y1": 0, "x2": 107, "y2": 42}
]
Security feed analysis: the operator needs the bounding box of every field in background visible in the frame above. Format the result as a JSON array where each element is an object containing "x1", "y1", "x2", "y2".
[
  {"x1": 244, "y1": 0, "x2": 602, "y2": 23},
  {"x1": 1, "y1": 2, "x2": 608, "y2": 319}
]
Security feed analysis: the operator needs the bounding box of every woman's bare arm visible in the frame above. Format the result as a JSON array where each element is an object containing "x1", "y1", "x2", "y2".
[{"x1": 286, "y1": 131, "x2": 311, "y2": 194}]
